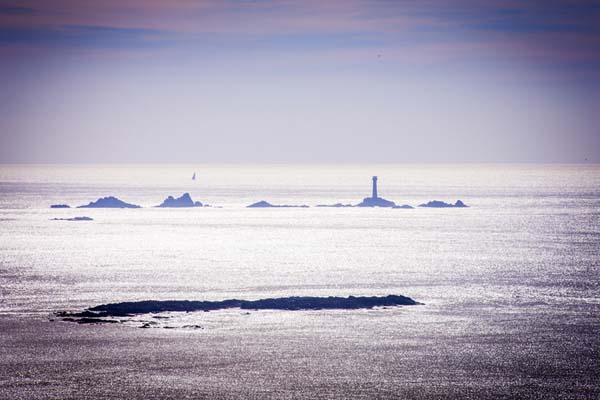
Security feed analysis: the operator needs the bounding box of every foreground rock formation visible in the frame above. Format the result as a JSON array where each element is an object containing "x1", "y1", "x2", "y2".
[{"x1": 57, "y1": 295, "x2": 420, "y2": 322}]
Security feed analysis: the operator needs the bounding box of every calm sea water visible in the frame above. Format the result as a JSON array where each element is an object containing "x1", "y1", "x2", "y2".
[{"x1": 0, "y1": 164, "x2": 599, "y2": 398}]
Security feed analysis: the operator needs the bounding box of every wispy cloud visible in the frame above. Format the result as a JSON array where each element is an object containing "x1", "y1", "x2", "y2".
[
  {"x1": 1, "y1": 0, "x2": 599, "y2": 79},
  {"x1": 0, "y1": 5, "x2": 34, "y2": 15},
  {"x1": 0, "y1": 25, "x2": 170, "y2": 48}
]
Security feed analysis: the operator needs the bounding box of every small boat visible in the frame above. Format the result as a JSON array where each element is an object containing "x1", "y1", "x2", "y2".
[{"x1": 192, "y1": 172, "x2": 196, "y2": 181}]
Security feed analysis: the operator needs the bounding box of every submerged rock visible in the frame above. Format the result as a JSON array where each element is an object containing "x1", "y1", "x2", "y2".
[
  {"x1": 61, "y1": 317, "x2": 118, "y2": 324},
  {"x1": 392, "y1": 204, "x2": 414, "y2": 209},
  {"x1": 247, "y1": 200, "x2": 309, "y2": 208},
  {"x1": 50, "y1": 204, "x2": 70, "y2": 209},
  {"x1": 51, "y1": 216, "x2": 93, "y2": 221},
  {"x1": 419, "y1": 200, "x2": 469, "y2": 208},
  {"x1": 78, "y1": 196, "x2": 141, "y2": 209},
  {"x1": 181, "y1": 325, "x2": 203, "y2": 329},
  {"x1": 317, "y1": 202, "x2": 414, "y2": 209},
  {"x1": 156, "y1": 193, "x2": 202, "y2": 208}
]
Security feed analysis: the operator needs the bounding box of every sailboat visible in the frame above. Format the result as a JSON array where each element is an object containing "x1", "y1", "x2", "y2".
[{"x1": 192, "y1": 172, "x2": 196, "y2": 181}]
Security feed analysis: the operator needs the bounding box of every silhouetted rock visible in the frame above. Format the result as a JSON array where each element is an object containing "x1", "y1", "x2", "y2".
[
  {"x1": 58, "y1": 295, "x2": 421, "y2": 320},
  {"x1": 237, "y1": 295, "x2": 419, "y2": 310},
  {"x1": 247, "y1": 200, "x2": 274, "y2": 208},
  {"x1": 50, "y1": 204, "x2": 70, "y2": 208},
  {"x1": 393, "y1": 204, "x2": 414, "y2": 209},
  {"x1": 78, "y1": 196, "x2": 141, "y2": 209},
  {"x1": 316, "y1": 203, "x2": 354, "y2": 208},
  {"x1": 156, "y1": 193, "x2": 202, "y2": 208},
  {"x1": 419, "y1": 200, "x2": 469, "y2": 208},
  {"x1": 51, "y1": 216, "x2": 93, "y2": 221},
  {"x1": 247, "y1": 200, "x2": 309, "y2": 208},
  {"x1": 356, "y1": 196, "x2": 397, "y2": 207}
]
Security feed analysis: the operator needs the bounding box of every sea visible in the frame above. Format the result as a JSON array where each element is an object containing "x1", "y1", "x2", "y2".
[{"x1": 0, "y1": 164, "x2": 599, "y2": 399}]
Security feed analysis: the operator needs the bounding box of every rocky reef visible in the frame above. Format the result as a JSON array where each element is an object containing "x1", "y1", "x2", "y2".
[
  {"x1": 57, "y1": 294, "x2": 421, "y2": 323},
  {"x1": 419, "y1": 200, "x2": 468, "y2": 208},
  {"x1": 157, "y1": 193, "x2": 202, "y2": 208},
  {"x1": 78, "y1": 196, "x2": 141, "y2": 209},
  {"x1": 247, "y1": 200, "x2": 309, "y2": 208},
  {"x1": 50, "y1": 204, "x2": 70, "y2": 208}
]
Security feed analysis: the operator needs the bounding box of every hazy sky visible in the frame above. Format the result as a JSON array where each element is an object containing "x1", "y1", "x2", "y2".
[{"x1": 1, "y1": 0, "x2": 599, "y2": 163}]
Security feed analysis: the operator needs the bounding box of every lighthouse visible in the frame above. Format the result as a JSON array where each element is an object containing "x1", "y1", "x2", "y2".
[
  {"x1": 356, "y1": 175, "x2": 396, "y2": 207},
  {"x1": 372, "y1": 176, "x2": 378, "y2": 199}
]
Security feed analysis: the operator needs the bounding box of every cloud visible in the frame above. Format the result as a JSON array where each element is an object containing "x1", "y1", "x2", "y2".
[
  {"x1": 0, "y1": 24, "x2": 170, "y2": 49},
  {"x1": 0, "y1": 0, "x2": 598, "y2": 82},
  {"x1": 0, "y1": 6, "x2": 34, "y2": 15}
]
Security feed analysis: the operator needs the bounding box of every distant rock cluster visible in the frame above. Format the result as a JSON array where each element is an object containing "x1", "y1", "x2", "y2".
[
  {"x1": 315, "y1": 177, "x2": 466, "y2": 209},
  {"x1": 48, "y1": 179, "x2": 470, "y2": 214},
  {"x1": 49, "y1": 193, "x2": 205, "y2": 209},
  {"x1": 50, "y1": 195, "x2": 469, "y2": 210}
]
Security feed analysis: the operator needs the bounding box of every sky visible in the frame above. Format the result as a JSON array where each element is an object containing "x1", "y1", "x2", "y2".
[{"x1": 0, "y1": 0, "x2": 599, "y2": 163}]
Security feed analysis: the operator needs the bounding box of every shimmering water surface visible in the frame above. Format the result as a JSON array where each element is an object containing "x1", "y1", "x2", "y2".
[{"x1": 0, "y1": 164, "x2": 599, "y2": 399}]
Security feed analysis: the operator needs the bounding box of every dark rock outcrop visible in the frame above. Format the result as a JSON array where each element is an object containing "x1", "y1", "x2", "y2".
[
  {"x1": 156, "y1": 193, "x2": 202, "y2": 208},
  {"x1": 50, "y1": 204, "x2": 70, "y2": 208},
  {"x1": 419, "y1": 200, "x2": 468, "y2": 208},
  {"x1": 58, "y1": 295, "x2": 421, "y2": 321},
  {"x1": 78, "y1": 196, "x2": 141, "y2": 209}
]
